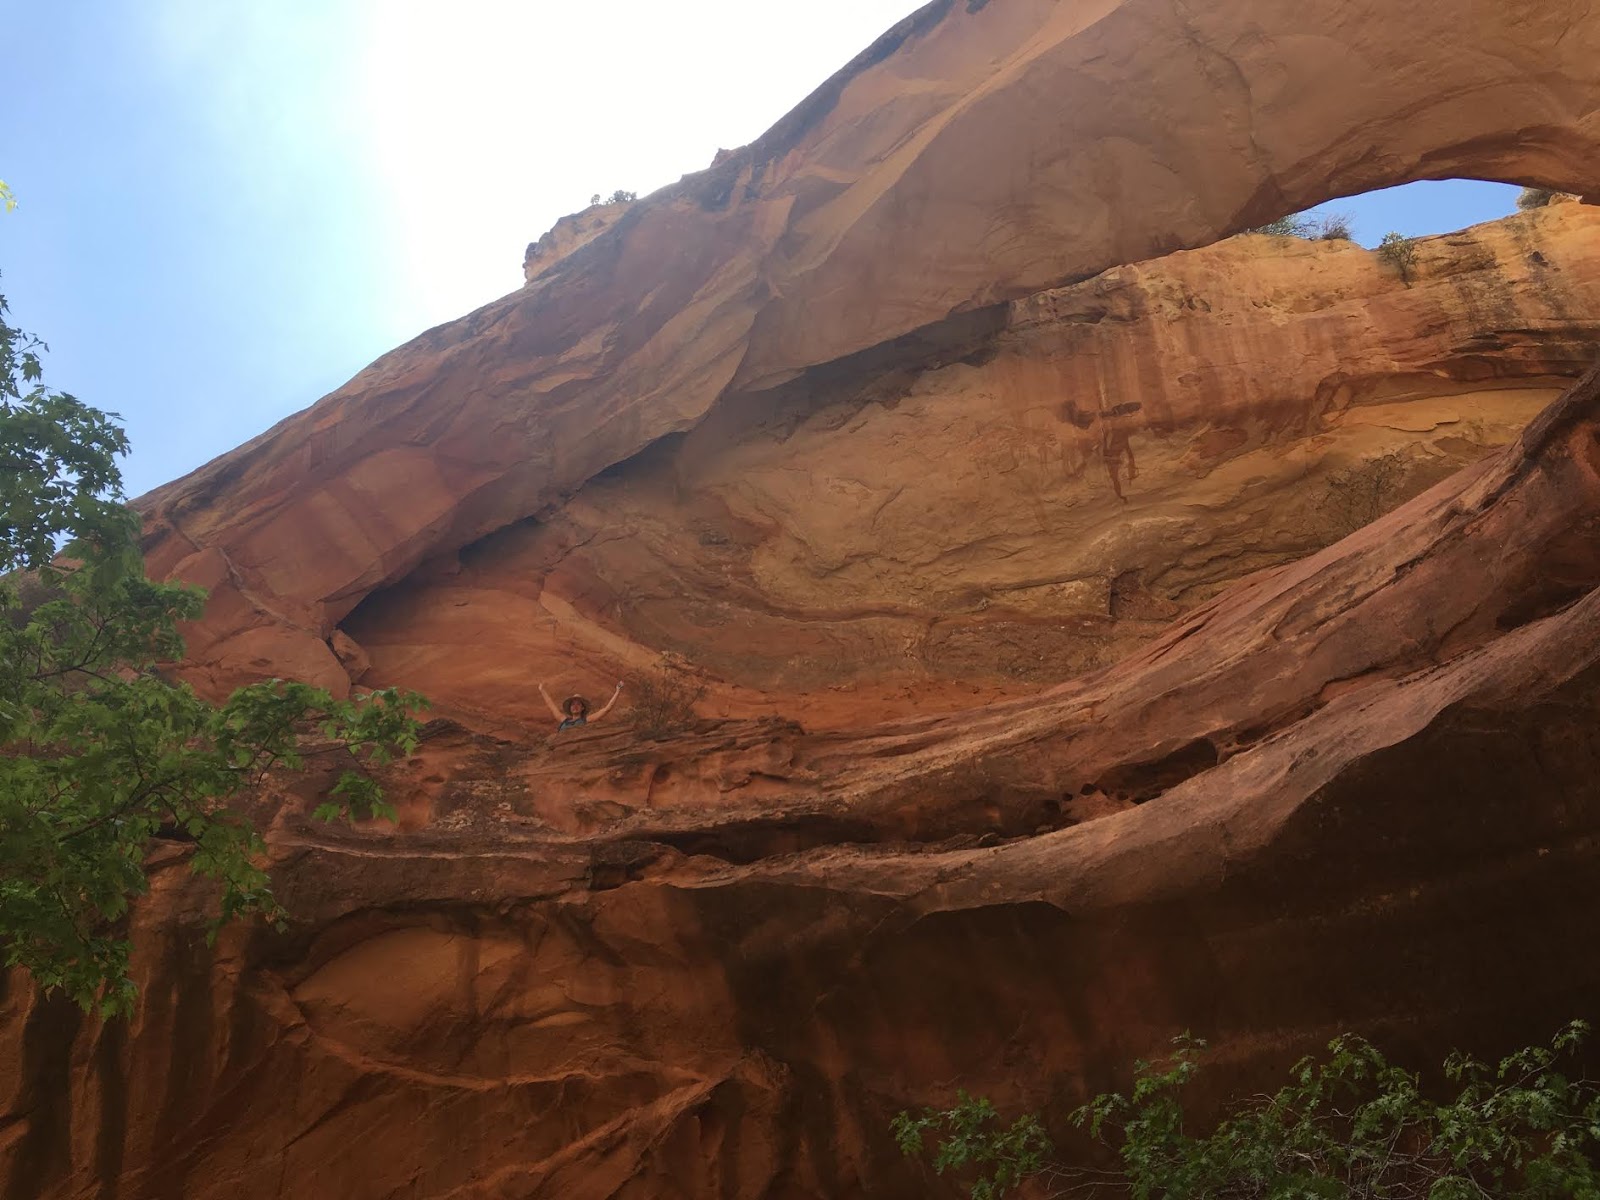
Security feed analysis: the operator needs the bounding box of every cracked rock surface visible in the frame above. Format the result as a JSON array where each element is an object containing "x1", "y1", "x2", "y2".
[{"x1": 5, "y1": 0, "x2": 1600, "y2": 1195}]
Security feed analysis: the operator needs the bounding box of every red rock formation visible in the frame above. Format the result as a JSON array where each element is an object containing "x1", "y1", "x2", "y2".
[
  {"x1": 7, "y1": 363, "x2": 1600, "y2": 1199},
  {"x1": 345, "y1": 206, "x2": 1600, "y2": 737},
  {"x1": 7, "y1": 1, "x2": 1600, "y2": 1197},
  {"x1": 521, "y1": 202, "x2": 631, "y2": 284},
  {"x1": 136, "y1": 0, "x2": 1600, "y2": 697}
]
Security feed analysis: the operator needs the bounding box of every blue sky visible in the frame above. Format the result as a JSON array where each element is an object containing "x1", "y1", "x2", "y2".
[
  {"x1": 2, "y1": 2, "x2": 1523, "y2": 498},
  {"x1": 1291, "y1": 182, "x2": 1521, "y2": 252}
]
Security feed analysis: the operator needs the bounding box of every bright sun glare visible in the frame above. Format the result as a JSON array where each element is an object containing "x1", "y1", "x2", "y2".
[
  {"x1": 2, "y1": 0, "x2": 1528, "y2": 497},
  {"x1": 143, "y1": 0, "x2": 923, "y2": 334},
  {"x1": 354, "y1": 0, "x2": 924, "y2": 325}
]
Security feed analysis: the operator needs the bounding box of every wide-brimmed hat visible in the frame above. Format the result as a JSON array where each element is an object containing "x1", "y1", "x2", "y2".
[{"x1": 561, "y1": 695, "x2": 590, "y2": 715}]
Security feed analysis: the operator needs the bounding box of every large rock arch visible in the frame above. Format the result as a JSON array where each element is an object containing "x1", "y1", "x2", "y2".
[
  {"x1": 137, "y1": 0, "x2": 1600, "y2": 694},
  {"x1": 9, "y1": 5, "x2": 1600, "y2": 1197}
]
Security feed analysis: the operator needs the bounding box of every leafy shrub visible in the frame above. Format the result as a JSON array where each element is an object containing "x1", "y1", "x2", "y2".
[
  {"x1": 1377, "y1": 231, "x2": 1420, "y2": 283},
  {"x1": 895, "y1": 1023, "x2": 1600, "y2": 1198},
  {"x1": 892, "y1": 1092, "x2": 1052, "y2": 1200},
  {"x1": 1518, "y1": 187, "x2": 1559, "y2": 210},
  {"x1": 625, "y1": 667, "x2": 705, "y2": 740}
]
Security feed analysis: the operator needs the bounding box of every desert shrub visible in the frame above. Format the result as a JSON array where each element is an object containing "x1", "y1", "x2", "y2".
[
  {"x1": 625, "y1": 668, "x2": 706, "y2": 739},
  {"x1": 1249, "y1": 214, "x2": 1313, "y2": 238},
  {"x1": 1518, "y1": 187, "x2": 1558, "y2": 210},
  {"x1": 1248, "y1": 212, "x2": 1352, "y2": 241},
  {"x1": 1313, "y1": 211, "x2": 1355, "y2": 241},
  {"x1": 1377, "y1": 231, "x2": 1420, "y2": 283},
  {"x1": 895, "y1": 1023, "x2": 1600, "y2": 1199},
  {"x1": 608, "y1": 189, "x2": 637, "y2": 204}
]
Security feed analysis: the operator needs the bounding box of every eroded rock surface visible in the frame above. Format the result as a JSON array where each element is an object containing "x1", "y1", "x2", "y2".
[
  {"x1": 135, "y1": 0, "x2": 1600, "y2": 696},
  {"x1": 346, "y1": 206, "x2": 1600, "y2": 735},
  {"x1": 6, "y1": 0, "x2": 1600, "y2": 1196},
  {"x1": 7, "y1": 364, "x2": 1600, "y2": 1200}
]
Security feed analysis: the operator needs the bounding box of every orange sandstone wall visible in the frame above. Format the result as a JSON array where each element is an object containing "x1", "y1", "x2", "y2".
[
  {"x1": 345, "y1": 207, "x2": 1600, "y2": 733},
  {"x1": 5, "y1": 0, "x2": 1600, "y2": 1196},
  {"x1": 136, "y1": 0, "x2": 1600, "y2": 697},
  {"x1": 6, "y1": 365, "x2": 1600, "y2": 1199}
]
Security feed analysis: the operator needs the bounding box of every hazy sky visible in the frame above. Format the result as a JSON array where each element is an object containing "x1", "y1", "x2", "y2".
[{"x1": 3, "y1": 2, "x2": 1522, "y2": 497}]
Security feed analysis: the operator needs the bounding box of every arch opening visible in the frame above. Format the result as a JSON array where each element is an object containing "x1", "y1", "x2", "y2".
[{"x1": 1260, "y1": 179, "x2": 1576, "y2": 248}]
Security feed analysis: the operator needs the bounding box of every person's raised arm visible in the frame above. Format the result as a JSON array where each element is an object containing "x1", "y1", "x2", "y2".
[
  {"x1": 590, "y1": 681, "x2": 624, "y2": 722},
  {"x1": 536, "y1": 682, "x2": 566, "y2": 721}
]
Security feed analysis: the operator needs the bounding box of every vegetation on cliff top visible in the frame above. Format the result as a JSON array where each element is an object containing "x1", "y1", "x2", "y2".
[
  {"x1": 1251, "y1": 211, "x2": 1354, "y2": 241},
  {"x1": 1517, "y1": 187, "x2": 1576, "y2": 210}
]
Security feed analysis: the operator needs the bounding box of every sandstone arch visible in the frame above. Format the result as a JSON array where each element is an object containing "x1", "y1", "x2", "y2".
[
  {"x1": 138, "y1": 0, "x2": 1600, "y2": 694},
  {"x1": 10, "y1": 5, "x2": 1600, "y2": 1196}
]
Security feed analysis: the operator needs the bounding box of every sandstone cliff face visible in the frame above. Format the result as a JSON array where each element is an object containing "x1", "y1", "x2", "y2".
[
  {"x1": 7, "y1": 0, "x2": 1600, "y2": 1197},
  {"x1": 346, "y1": 206, "x2": 1600, "y2": 734},
  {"x1": 136, "y1": 0, "x2": 1600, "y2": 697},
  {"x1": 521, "y1": 202, "x2": 632, "y2": 284},
  {"x1": 8, "y1": 363, "x2": 1600, "y2": 1199}
]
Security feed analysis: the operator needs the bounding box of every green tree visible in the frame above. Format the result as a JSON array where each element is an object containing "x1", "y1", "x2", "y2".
[
  {"x1": 1378, "y1": 231, "x2": 1420, "y2": 284},
  {"x1": 892, "y1": 1091, "x2": 1052, "y2": 1200},
  {"x1": 896, "y1": 1024, "x2": 1600, "y2": 1198},
  {"x1": 0, "y1": 262, "x2": 423, "y2": 1015}
]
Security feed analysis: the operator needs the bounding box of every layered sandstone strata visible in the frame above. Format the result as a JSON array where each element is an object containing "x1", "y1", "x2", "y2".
[
  {"x1": 7, "y1": 364, "x2": 1600, "y2": 1200},
  {"x1": 346, "y1": 206, "x2": 1600, "y2": 735},
  {"x1": 6, "y1": 0, "x2": 1600, "y2": 1196},
  {"x1": 136, "y1": 0, "x2": 1600, "y2": 698}
]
